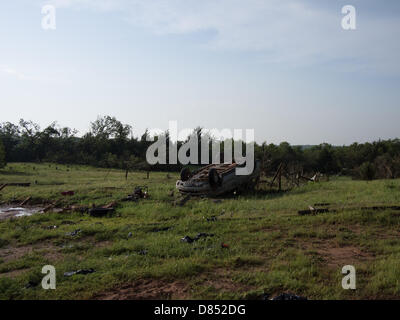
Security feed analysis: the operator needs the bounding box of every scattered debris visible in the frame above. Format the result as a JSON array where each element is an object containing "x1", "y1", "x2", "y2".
[
  {"x1": 176, "y1": 195, "x2": 191, "y2": 206},
  {"x1": 176, "y1": 162, "x2": 261, "y2": 196},
  {"x1": 19, "y1": 197, "x2": 31, "y2": 206},
  {"x1": 297, "y1": 204, "x2": 400, "y2": 216},
  {"x1": 42, "y1": 225, "x2": 58, "y2": 230},
  {"x1": 361, "y1": 205, "x2": 400, "y2": 211},
  {"x1": 151, "y1": 226, "x2": 172, "y2": 233},
  {"x1": 5, "y1": 183, "x2": 31, "y2": 187},
  {"x1": 122, "y1": 186, "x2": 149, "y2": 202},
  {"x1": 261, "y1": 293, "x2": 270, "y2": 300},
  {"x1": 61, "y1": 190, "x2": 75, "y2": 196},
  {"x1": 181, "y1": 233, "x2": 214, "y2": 243},
  {"x1": 65, "y1": 229, "x2": 81, "y2": 237},
  {"x1": 0, "y1": 206, "x2": 45, "y2": 219},
  {"x1": 298, "y1": 207, "x2": 331, "y2": 215},
  {"x1": 102, "y1": 201, "x2": 117, "y2": 209},
  {"x1": 310, "y1": 173, "x2": 321, "y2": 182},
  {"x1": 64, "y1": 268, "x2": 95, "y2": 277},
  {"x1": 138, "y1": 249, "x2": 148, "y2": 255},
  {"x1": 24, "y1": 280, "x2": 39, "y2": 289},
  {"x1": 89, "y1": 207, "x2": 115, "y2": 217},
  {"x1": 128, "y1": 232, "x2": 133, "y2": 238},
  {"x1": 196, "y1": 233, "x2": 214, "y2": 239},
  {"x1": 0, "y1": 238, "x2": 9, "y2": 247},
  {"x1": 134, "y1": 186, "x2": 149, "y2": 198},
  {"x1": 0, "y1": 183, "x2": 31, "y2": 193},
  {"x1": 181, "y1": 236, "x2": 195, "y2": 243},
  {"x1": 61, "y1": 220, "x2": 76, "y2": 225},
  {"x1": 271, "y1": 293, "x2": 307, "y2": 301},
  {"x1": 205, "y1": 216, "x2": 217, "y2": 222},
  {"x1": 60, "y1": 244, "x2": 74, "y2": 249},
  {"x1": 221, "y1": 243, "x2": 229, "y2": 249},
  {"x1": 63, "y1": 205, "x2": 89, "y2": 213},
  {"x1": 43, "y1": 202, "x2": 57, "y2": 213}
]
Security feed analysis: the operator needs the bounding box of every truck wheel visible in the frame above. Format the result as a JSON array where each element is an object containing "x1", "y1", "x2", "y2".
[
  {"x1": 180, "y1": 167, "x2": 192, "y2": 181},
  {"x1": 208, "y1": 168, "x2": 221, "y2": 188}
]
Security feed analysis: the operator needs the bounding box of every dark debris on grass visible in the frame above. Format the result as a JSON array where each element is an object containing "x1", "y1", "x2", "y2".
[
  {"x1": 181, "y1": 233, "x2": 215, "y2": 243},
  {"x1": 64, "y1": 268, "x2": 95, "y2": 277}
]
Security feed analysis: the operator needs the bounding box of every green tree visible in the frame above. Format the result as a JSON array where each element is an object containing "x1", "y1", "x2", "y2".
[
  {"x1": 358, "y1": 161, "x2": 376, "y2": 180},
  {"x1": 0, "y1": 139, "x2": 6, "y2": 168}
]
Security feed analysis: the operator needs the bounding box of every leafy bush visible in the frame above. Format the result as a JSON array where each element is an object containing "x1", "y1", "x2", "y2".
[
  {"x1": 358, "y1": 161, "x2": 376, "y2": 180},
  {"x1": 0, "y1": 139, "x2": 5, "y2": 168},
  {"x1": 1, "y1": 117, "x2": 400, "y2": 177}
]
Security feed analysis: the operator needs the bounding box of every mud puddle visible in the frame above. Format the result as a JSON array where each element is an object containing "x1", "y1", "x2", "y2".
[{"x1": 0, "y1": 206, "x2": 45, "y2": 220}]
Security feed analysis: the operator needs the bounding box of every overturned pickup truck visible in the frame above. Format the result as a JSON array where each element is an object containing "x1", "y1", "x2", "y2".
[{"x1": 176, "y1": 161, "x2": 261, "y2": 196}]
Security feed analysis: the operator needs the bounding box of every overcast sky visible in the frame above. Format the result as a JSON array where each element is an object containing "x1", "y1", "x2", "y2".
[{"x1": 0, "y1": 0, "x2": 399, "y2": 144}]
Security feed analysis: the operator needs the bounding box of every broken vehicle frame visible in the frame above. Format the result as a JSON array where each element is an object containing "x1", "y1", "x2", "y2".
[{"x1": 176, "y1": 161, "x2": 261, "y2": 196}]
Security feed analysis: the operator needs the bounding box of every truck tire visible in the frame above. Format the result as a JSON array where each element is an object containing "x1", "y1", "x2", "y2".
[
  {"x1": 180, "y1": 167, "x2": 192, "y2": 181},
  {"x1": 208, "y1": 168, "x2": 222, "y2": 188}
]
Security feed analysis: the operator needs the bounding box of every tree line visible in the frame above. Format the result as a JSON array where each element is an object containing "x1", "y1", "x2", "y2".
[{"x1": 1, "y1": 116, "x2": 400, "y2": 180}]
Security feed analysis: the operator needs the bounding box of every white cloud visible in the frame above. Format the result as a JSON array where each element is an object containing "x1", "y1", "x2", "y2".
[
  {"x1": 47, "y1": 0, "x2": 120, "y2": 10},
  {"x1": 44, "y1": 0, "x2": 400, "y2": 75},
  {"x1": 1, "y1": 66, "x2": 31, "y2": 80}
]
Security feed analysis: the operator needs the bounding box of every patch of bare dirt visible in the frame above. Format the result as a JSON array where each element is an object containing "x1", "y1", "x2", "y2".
[
  {"x1": 198, "y1": 268, "x2": 256, "y2": 294},
  {"x1": 317, "y1": 246, "x2": 373, "y2": 268},
  {"x1": 41, "y1": 248, "x2": 64, "y2": 262},
  {"x1": 0, "y1": 241, "x2": 62, "y2": 264},
  {"x1": 94, "y1": 240, "x2": 112, "y2": 248},
  {"x1": 303, "y1": 241, "x2": 374, "y2": 268},
  {"x1": 202, "y1": 277, "x2": 254, "y2": 293},
  {"x1": 94, "y1": 270, "x2": 256, "y2": 300},
  {"x1": 93, "y1": 279, "x2": 191, "y2": 300},
  {"x1": 0, "y1": 245, "x2": 34, "y2": 263}
]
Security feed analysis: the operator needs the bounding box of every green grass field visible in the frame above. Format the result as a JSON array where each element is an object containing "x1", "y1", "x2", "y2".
[{"x1": 1, "y1": 163, "x2": 400, "y2": 300}]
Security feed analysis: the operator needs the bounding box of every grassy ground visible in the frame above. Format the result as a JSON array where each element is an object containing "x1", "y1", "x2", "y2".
[{"x1": 0, "y1": 163, "x2": 400, "y2": 300}]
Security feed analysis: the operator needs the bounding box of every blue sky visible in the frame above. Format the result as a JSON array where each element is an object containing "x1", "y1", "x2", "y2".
[{"x1": 0, "y1": 0, "x2": 399, "y2": 144}]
